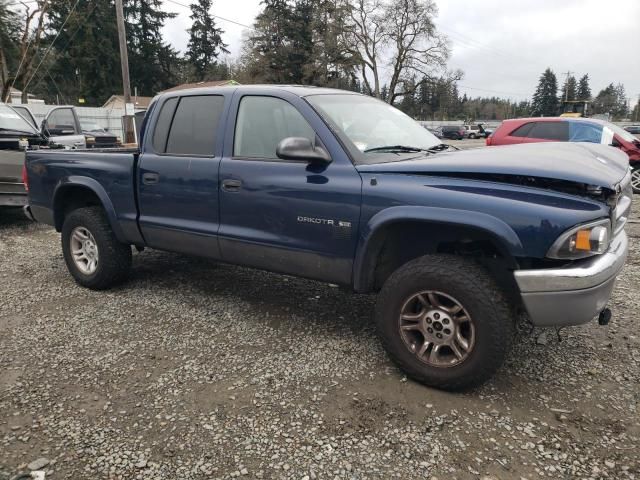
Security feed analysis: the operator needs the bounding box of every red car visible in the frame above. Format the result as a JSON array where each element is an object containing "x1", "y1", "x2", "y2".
[{"x1": 488, "y1": 117, "x2": 640, "y2": 192}]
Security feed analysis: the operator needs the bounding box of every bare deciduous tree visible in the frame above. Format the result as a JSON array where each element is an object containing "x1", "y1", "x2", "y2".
[
  {"x1": 2, "y1": 0, "x2": 49, "y2": 103},
  {"x1": 344, "y1": 0, "x2": 457, "y2": 104}
]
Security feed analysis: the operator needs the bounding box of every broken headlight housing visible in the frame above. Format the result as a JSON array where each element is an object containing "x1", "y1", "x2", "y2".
[{"x1": 547, "y1": 219, "x2": 611, "y2": 260}]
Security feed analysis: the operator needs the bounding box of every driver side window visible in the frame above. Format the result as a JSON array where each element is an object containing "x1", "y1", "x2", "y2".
[{"x1": 234, "y1": 96, "x2": 315, "y2": 159}]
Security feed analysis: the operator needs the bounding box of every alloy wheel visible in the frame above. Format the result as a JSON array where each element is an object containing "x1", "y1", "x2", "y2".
[
  {"x1": 398, "y1": 291, "x2": 475, "y2": 367},
  {"x1": 70, "y1": 227, "x2": 99, "y2": 275}
]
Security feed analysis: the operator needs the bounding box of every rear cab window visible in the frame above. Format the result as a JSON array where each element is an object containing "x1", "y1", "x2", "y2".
[{"x1": 152, "y1": 95, "x2": 225, "y2": 156}]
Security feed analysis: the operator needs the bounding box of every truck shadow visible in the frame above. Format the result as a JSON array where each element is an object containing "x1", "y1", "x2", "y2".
[{"x1": 0, "y1": 207, "x2": 32, "y2": 230}]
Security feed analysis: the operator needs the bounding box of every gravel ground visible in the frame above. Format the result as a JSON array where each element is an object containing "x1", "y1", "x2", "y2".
[{"x1": 1, "y1": 204, "x2": 639, "y2": 480}]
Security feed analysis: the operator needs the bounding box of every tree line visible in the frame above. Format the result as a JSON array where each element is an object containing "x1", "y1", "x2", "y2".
[
  {"x1": 0, "y1": 0, "x2": 230, "y2": 105},
  {"x1": 0, "y1": 0, "x2": 455, "y2": 108},
  {"x1": 0, "y1": 0, "x2": 635, "y2": 122},
  {"x1": 531, "y1": 68, "x2": 632, "y2": 120}
]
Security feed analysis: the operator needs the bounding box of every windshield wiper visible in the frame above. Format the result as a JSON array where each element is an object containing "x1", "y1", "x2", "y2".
[
  {"x1": 364, "y1": 145, "x2": 427, "y2": 153},
  {"x1": 426, "y1": 143, "x2": 459, "y2": 152}
]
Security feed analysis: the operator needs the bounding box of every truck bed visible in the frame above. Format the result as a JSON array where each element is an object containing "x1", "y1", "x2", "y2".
[{"x1": 25, "y1": 148, "x2": 143, "y2": 244}]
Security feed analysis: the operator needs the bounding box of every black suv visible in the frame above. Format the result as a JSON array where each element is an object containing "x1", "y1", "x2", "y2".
[{"x1": 438, "y1": 125, "x2": 466, "y2": 140}]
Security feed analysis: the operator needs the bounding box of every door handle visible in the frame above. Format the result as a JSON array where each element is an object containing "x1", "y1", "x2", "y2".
[
  {"x1": 222, "y1": 179, "x2": 242, "y2": 192},
  {"x1": 142, "y1": 172, "x2": 160, "y2": 185}
]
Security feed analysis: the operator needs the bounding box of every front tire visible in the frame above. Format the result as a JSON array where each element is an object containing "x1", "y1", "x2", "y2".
[
  {"x1": 469, "y1": 133, "x2": 477, "y2": 139},
  {"x1": 375, "y1": 255, "x2": 514, "y2": 391},
  {"x1": 631, "y1": 166, "x2": 640, "y2": 194},
  {"x1": 61, "y1": 207, "x2": 132, "y2": 290}
]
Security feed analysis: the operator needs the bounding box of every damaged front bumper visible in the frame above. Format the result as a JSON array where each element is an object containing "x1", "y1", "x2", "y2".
[{"x1": 514, "y1": 231, "x2": 628, "y2": 327}]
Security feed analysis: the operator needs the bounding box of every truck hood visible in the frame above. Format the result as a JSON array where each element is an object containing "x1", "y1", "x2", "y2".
[{"x1": 356, "y1": 142, "x2": 630, "y2": 191}]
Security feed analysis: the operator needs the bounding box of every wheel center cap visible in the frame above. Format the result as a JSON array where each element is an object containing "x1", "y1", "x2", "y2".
[{"x1": 424, "y1": 309, "x2": 453, "y2": 342}]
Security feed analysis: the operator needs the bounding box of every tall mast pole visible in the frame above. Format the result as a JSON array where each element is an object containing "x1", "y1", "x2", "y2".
[{"x1": 115, "y1": 0, "x2": 135, "y2": 144}]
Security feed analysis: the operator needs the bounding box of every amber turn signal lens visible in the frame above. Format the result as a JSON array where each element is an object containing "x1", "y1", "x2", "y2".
[{"x1": 575, "y1": 230, "x2": 592, "y2": 251}]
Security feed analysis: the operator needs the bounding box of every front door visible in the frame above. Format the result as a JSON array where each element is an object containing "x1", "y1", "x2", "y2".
[
  {"x1": 218, "y1": 92, "x2": 362, "y2": 285},
  {"x1": 137, "y1": 93, "x2": 228, "y2": 257}
]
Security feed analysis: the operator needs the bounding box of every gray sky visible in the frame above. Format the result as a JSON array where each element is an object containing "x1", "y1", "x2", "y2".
[{"x1": 162, "y1": 0, "x2": 640, "y2": 108}]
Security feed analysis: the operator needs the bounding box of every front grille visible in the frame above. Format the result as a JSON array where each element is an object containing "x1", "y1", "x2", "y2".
[{"x1": 613, "y1": 171, "x2": 633, "y2": 237}]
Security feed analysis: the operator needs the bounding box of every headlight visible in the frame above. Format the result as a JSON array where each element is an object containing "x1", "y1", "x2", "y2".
[
  {"x1": 547, "y1": 219, "x2": 611, "y2": 259},
  {"x1": 86, "y1": 135, "x2": 96, "y2": 144}
]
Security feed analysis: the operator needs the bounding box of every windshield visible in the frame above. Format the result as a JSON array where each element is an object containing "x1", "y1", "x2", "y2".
[
  {"x1": 0, "y1": 104, "x2": 38, "y2": 134},
  {"x1": 306, "y1": 94, "x2": 441, "y2": 164}
]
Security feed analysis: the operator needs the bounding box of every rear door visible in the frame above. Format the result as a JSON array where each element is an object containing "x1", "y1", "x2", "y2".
[
  {"x1": 217, "y1": 90, "x2": 362, "y2": 285},
  {"x1": 137, "y1": 93, "x2": 230, "y2": 257},
  {"x1": 525, "y1": 121, "x2": 569, "y2": 143}
]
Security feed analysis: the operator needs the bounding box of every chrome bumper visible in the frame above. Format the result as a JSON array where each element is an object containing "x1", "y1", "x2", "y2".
[{"x1": 514, "y1": 232, "x2": 628, "y2": 326}]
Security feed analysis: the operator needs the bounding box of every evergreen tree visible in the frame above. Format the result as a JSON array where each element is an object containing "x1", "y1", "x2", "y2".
[
  {"x1": 531, "y1": 68, "x2": 559, "y2": 116},
  {"x1": 186, "y1": 0, "x2": 228, "y2": 81},
  {"x1": 40, "y1": 0, "x2": 180, "y2": 104},
  {"x1": 126, "y1": 0, "x2": 180, "y2": 96},
  {"x1": 43, "y1": 0, "x2": 121, "y2": 105},
  {"x1": 561, "y1": 75, "x2": 577, "y2": 102},
  {"x1": 244, "y1": 0, "x2": 293, "y2": 83},
  {"x1": 577, "y1": 74, "x2": 591, "y2": 101},
  {"x1": 399, "y1": 78, "x2": 417, "y2": 116},
  {"x1": 614, "y1": 83, "x2": 628, "y2": 118},
  {"x1": 241, "y1": 0, "x2": 354, "y2": 86},
  {"x1": 593, "y1": 83, "x2": 628, "y2": 119},
  {"x1": 304, "y1": 0, "x2": 354, "y2": 88}
]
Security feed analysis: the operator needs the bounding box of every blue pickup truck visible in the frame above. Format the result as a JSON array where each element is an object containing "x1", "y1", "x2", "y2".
[{"x1": 23, "y1": 86, "x2": 631, "y2": 390}]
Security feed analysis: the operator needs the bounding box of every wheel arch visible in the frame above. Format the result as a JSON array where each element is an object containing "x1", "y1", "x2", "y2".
[
  {"x1": 353, "y1": 206, "x2": 524, "y2": 294},
  {"x1": 53, "y1": 178, "x2": 126, "y2": 243}
]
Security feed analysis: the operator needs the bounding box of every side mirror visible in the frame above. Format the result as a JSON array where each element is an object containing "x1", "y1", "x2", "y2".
[
  {"x1": 276, "y1": 137, "x2": 332, "y2": 165},
  {"x1": 41, "y1": 120, "x2": 49, "y2": 137}
]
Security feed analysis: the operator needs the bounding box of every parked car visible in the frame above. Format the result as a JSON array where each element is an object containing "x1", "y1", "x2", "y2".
[
  {"x1": 463, "y1": 124, "x2": 485, "y2": 139},
  {"x1": 488, "y1": 117, "x2": 640, "y2": 192},
  {"x1": 438, "y1": 125, "x2": 465, "y2": 140},
  {"x1": 24, "y1": 86, "x2": 631, "y2": 391},
  {"x1": 13, "y1": 105, "x2": 86, "y2": 149},
  {"x1": 624, "y1": 125, "x2": 640, "y2": 135},
  {"x1": 81, "y1": 122, "x2": 121, "y2": 149},
  {"x1": 0, "y1": 103, "x2": 47, "y2": 207}
]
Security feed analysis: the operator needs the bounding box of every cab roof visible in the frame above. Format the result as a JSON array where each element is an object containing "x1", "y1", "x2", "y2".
[{"x1": 158, "y1": 84, "x2": 362, "y2": 99}]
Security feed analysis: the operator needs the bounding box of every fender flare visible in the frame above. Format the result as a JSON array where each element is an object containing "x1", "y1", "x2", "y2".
[
  {"x1": 53, "y1": 176, "x2": 127, "y2": 243},
  {"x1": 352, "y1": 206, "x2": 524, "y2": 292}
]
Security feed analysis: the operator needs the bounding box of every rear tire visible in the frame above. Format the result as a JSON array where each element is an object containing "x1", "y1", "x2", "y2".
[
  {"x1": 469, "y1": 133, "x2": 477, "y2": 139},
  {"x1": 375, "y1": 255, "x2": 514, "y2": 391},
  {"x1": 61, "y1": 206, "x2": 131, "y2": 290}
]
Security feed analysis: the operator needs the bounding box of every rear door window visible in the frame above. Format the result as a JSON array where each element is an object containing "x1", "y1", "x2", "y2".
[
  {"x1": 152, "y1": 97, "x2": 178, "y2": 153},
  {"x1": 165, "y1": 95, "x2": 225, "y2": 156},
  {"x1": 510, "y1": 122, "x2": 534, "y2": 137},
  {"x1": 528, "y1": 122, "x2": 569, "y2": 141},
  {"x1": 568, "y1": 122, "x2": 602, "y2": 143}
]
